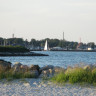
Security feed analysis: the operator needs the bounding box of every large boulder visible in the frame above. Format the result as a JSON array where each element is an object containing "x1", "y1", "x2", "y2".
[
  {"x1": 20, "y1": 65, "x2": 29, "y2": 72},
  {"x1": 12, "y1": 62, "x2": 22, "y2": 72},
  {"x1": 0, "y1": 59, "x2": 11, "y2": 71},
  {"x1": 14, "y1": 62, "x2": 22, "y2": 66},
  {"x1": 29, "y1": 65, "x2": 41, "y2": 75},
  {"x1": 40, "y1": 65, "x2": 54, "y2": 71},
  {"x1": 40, "y1": 65, "x2": 55, "y2": 77},
  {"x1": 30, "y1": 65, "x2": 40, "y2": 72},
  {"x1": 30, "y1": 70, "x2": 39, "y2": 77},
  {"x1": 40, "y1": 68, "x2": 55, "y2": 78}
]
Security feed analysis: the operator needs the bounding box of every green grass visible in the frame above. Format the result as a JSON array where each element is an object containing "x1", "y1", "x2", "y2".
[
  {"x1": 0, "y1": 70, "x2": 36, "y2": 81},
  {"x1": 51, "y1": 67, "x2": 96, "y2": 84}
]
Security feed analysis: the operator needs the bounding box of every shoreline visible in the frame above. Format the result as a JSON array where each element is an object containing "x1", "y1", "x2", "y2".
[
  {"x1": 30, "y1": 50, "x2": 96, "y2": 52},
  {"x1": 50, "y1": 50, "x2": 96, "y2": 52}
]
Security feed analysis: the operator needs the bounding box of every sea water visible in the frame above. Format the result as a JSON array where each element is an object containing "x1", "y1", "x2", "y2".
[{"x1": 0, "y1": 51, "x2": 96, "y2": 68}]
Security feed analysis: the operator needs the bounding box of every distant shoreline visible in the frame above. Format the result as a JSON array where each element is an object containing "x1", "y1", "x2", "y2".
[
  {"x1": 50, "y1": 50, "x2": 96, "y2": 52},
  {"x1": 30, "y1": 50, "x2": 96, "y2": 52}
]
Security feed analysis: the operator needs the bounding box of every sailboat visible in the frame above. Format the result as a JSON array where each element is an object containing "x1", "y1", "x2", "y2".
[{"x1": 44, "y1": 40, "x2": 49, "y2": 51}]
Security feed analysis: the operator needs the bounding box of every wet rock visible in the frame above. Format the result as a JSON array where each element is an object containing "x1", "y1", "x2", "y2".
[{"x1": 0, "y1": 59, "x2": 11, "y2": 71}]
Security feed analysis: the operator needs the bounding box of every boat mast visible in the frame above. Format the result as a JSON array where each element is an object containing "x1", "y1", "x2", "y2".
[{"x1": 63, "y1": 32, "x2": 64, "y2": 41}]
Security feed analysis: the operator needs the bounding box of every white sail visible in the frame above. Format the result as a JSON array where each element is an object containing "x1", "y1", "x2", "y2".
[{"x1": 44, "y1": 40, "x2": 48, "y2": 51}]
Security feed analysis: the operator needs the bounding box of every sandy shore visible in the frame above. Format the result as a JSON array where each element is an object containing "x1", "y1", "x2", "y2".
[{"x1": 0, "y1": 79, "x2": 96, "y2": 96}]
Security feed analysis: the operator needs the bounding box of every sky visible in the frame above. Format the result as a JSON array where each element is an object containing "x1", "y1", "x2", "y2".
[{"x1": 0, "y1": 0, "x2": 96, "y2": 43}]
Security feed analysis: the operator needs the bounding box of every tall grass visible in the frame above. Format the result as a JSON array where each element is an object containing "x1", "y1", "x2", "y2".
[
  {"x1": 0, "y1": 67, "x2": 36, "y2": 80},
  {"x1": 51, "y1": 67, "x2": 96, "y2": 84}
]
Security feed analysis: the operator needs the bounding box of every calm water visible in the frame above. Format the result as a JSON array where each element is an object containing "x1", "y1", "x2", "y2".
[{"x1": 0, "y1": 51, "x2": 96, "y2": 68}]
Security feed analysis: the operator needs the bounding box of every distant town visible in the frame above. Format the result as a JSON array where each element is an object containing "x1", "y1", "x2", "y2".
[{"x1": 0, "y1": 34, "x2": 96, "y2": 51}]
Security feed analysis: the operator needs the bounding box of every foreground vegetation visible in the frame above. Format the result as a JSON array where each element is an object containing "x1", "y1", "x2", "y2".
[
  {"x1": 0, "y1": 69, "x2": 36, "y2": 81},
  {"x1": 51, "y1": 67, "x2": 96, "y2": 84},
  {"x1": 0, "y1": 46, "x2": 29, "y2": 53},
  {"x1": 1, "y1": 59, "x2": 96, "y2": 85},
  {"x1": 0, "y1": 62, "x2": 38, "y2": 81}
]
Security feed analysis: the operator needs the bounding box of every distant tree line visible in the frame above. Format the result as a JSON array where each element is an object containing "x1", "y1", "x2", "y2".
[
  {"x1": 0, "y1": 37, "x2": 95, "y2": 49},
  {"x1": 30, "y1": 38, "x2": 96, "y2": 49},
  {"x1": 0, "y1": 46, "x2": 29, "y2": 53}
]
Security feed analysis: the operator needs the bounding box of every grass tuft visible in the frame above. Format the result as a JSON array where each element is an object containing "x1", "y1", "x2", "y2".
[
  {"x1": 0, "y1": 66, "x2": 37, "y2": 80},
  {"x1": 51, "y1": 67, "x2": 96, "y2": 84}
]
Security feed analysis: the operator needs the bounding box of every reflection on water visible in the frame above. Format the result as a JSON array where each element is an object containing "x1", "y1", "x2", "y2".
[{"x1": 0, "y1": 51, "x2": 96, "y2": 68}]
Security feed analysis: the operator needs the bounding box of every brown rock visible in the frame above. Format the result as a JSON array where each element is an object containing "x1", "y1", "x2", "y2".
[
  {"x1": 20, "y1": 65, "x2": 29, "y2": 72},
  {"x1": 12, "y1": 62, "x2": 22, "y2": 72}
]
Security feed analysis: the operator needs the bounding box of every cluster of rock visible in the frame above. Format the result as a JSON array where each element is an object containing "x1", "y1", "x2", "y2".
[
  {"x1": 0, "y1": 59, "x2": 96, "y2": 78},
  {"x1": 12, "y1": 63, "x2": 65, "y2": 78},
  {"x1": 0, "y1": 59, "x2": 64, "y2": 78}
]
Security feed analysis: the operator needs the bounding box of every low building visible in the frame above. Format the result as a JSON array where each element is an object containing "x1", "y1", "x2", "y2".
[{"x1": 88, "y1": 47, "x2": 93, "y2": 50}]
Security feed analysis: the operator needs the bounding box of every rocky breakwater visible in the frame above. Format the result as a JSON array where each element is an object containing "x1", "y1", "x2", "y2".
[
  {"x1": 11, "y1": 63, "x2": 65, "y2": 78},
  {"x1": 12, "y1": 62, "x2": 41, "y2": 78},
  {"x1": 39, "y1": 65, "x2": 65, "y2": 78},
  {"x1": 0, "y1": 60, "x2": 64, "y2": 79},
  {"x1": 0, "y1": 52, "x2": 48, "y2": 56},
  {"x1": 1, "y1": 59, "x2": 96, "y2": 83}
]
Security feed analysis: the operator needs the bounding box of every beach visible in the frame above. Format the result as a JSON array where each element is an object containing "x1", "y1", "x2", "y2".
[{"x1": 0, "y1": 79, "x2": 96, "y2": 96}]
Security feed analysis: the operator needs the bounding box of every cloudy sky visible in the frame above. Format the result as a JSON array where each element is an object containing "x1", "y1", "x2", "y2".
[{"x1": 0, "y1": 0, "x2": 96, "y2": 43}]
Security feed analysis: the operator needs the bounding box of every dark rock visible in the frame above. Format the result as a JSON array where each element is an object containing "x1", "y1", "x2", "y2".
[
  {"x1": 30, "y1": 65, "x2": 40, "y2": 72},
  {"x1": 40, "y1": 68, "x2": 55, "y2": 78},
  {"x1": 40, "y1": 65, "x2": 54, "y2": 71},
  {"x1": 0, "y1": 59, "x2": 11, "y2": 71},
  {"x1": 30, "y1": 70, "x2": 39, "y2": 77}
]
